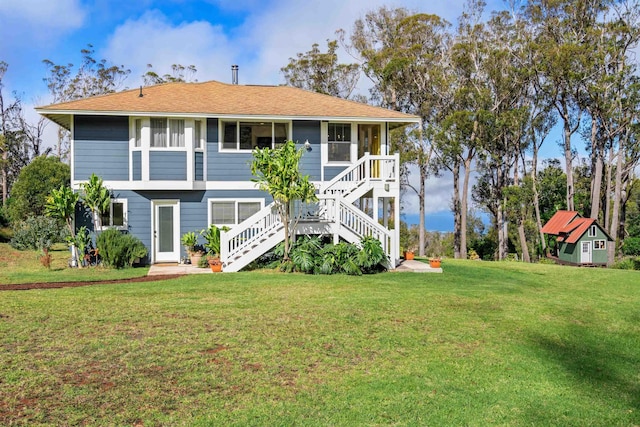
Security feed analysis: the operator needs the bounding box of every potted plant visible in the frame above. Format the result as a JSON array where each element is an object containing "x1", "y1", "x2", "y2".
[
  {"x1": 429, "y1": 256, "x2": 441, "y2": 268},
  {"x1": 181, "y1": 231, "x2": 202, "y2": 265},
  {"x1": 201, "y1": 225, "x2": 229, "y2": 272},
  {"x1": 403, "y1": 248, "x2": 415, "y2": 260}
]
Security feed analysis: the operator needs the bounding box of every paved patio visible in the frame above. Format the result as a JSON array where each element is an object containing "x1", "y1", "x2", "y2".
[{"x1": 147, "y1": 259, "x2": 442, "y2": 275}]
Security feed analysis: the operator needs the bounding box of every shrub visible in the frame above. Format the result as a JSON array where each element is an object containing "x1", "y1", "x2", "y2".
[
  {"x1": 10, "y1": 215, "x2": 65, "y2": 252},
  {"x1": 96, "y1": 228, "x2": 147, "y2": 269},
  {"x1": 612, "y1": 257, "x2": 640, "y2": 270},
  {"x1": 7, "y1": 156, "x2": 70, "y2": 223},
  {"x1": 622, "y1": 237, "x2": 640, "y2": 256}
]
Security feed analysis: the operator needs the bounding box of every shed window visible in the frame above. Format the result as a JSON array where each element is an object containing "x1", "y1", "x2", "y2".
[
  {"x1": 594, "y1": 240, "x2": 606, "y2": 250},
  {"x1": 588, "y1": 225, "x2": 597, "y2": 237}
]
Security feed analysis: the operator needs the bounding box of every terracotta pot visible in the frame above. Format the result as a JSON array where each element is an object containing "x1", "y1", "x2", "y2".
[
  {"x1": 208, "y1": 258, "x2": 222, "y2": 273},
  {"x1": 429, "y1": 259, "x2": 441, "y2": 268},
  {"x1": 190, "y1": 253, "x2": 203, "y2": 267},
  {"x1": 404, "y1": 251, "x2": 415, "y2": 260}
]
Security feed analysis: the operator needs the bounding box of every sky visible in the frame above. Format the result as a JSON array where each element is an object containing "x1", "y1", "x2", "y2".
[{"x1": 0, "y1": 0, "x2": 538, "y2": 232}]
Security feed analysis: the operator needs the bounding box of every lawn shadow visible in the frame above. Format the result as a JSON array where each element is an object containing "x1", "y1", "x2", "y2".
[{"x1": 526, "y1": 324, "x2": 639, "y2": 423}]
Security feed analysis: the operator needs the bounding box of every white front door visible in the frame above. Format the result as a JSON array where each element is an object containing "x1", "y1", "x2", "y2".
[
  {"x1": 580, "y1": 241, "x2": 592, "y2": 264},
  {"x1": 153, "y1": 201, "x2": 180, "y2": 263}
]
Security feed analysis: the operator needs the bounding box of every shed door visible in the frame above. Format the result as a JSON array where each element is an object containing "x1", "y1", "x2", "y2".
[{"x1": 580, "y1": 241, "x2": 592, "y2": 264}]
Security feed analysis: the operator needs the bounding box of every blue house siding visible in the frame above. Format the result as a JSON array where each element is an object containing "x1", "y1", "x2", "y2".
[
  {"x1": 74, "y1": 140, "x2": 129, "y2": 181},
  {"x1": 207, "y1": 142, "x2": 254, "y2": 181},
  {"x1": 73, "y1": 115, "x2": 130, "y2": 181},
  {"x1": 149, "y1": 151, "x2": 187, "y2": 180},
  {"x1": 195, "y1": 152, "x2": 204, "y2": 181},
  {"x1": 324, "y1": 166, "x2": 347, "y2": 181},
  {"x1": 293, "y1": 120, "x2": 321, "y2": 180},
  {"x1": 108, "y1": 189, "x2": 272, "y2": 262},
  {"x1": 132, "y1": 151, "x2": 142, "y2": 181}
]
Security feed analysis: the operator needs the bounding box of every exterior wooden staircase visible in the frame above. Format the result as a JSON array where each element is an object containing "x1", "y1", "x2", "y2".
[{"x1": 220, "y1": 153, "x2": 399, "y2": 272}]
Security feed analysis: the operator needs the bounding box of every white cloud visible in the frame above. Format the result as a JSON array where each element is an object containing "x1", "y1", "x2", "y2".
[
  {"x1": 401, "y1": 164, "x2": 454, "y2": 216},
  {"x1": 0, "y1": 0, "x2": 85, "y2": 34},
  {"x1": 102, "y1": 10, "x2": 236, "y2": 87}
]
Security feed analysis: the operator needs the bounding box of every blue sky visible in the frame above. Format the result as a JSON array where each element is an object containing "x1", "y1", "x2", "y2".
[{"x1": 1, "y1": 0, "x2": 571, "y2": 232}]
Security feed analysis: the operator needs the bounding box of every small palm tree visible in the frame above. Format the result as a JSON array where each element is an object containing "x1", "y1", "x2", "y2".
[
  {"x1": 45, "y1": 185, "x2": 80, "y2": 266},
  {"x1": 81, "y1": 173, "x2": 111, "y2": 233}
]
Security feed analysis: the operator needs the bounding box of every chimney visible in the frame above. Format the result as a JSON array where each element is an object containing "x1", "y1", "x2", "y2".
[{"x1": 231, "y1": 65, "x2": 239, "y2": 85}]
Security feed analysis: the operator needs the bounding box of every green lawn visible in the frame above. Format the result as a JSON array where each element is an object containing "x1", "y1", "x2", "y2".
[
  {"x1": 0, "y1": 243, "x2": 148, "y2": 285},
  {"x1": 0, "y1": 260, "x2": 638, "y2": 426}
]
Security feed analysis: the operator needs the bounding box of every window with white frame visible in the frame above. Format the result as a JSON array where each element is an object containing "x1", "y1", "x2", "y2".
[
  {"x1": 328, "y1": 122, "x2": 351, "y2": 162},
  {"x1": 221, "y1": 121, "x2": 288, "y2": 151},
  {"x1": 594, "y1": 240, "x2": 606, "y2": 250},
  {"x1": 134, "y1": 119, "x2": 142, "y2": 147},
  {"x1": 99, "y1": 199, "x2": 127, "y2": 230},
  {"x1": 588, "y1": 225, "x2": 597, "y2": 237},
  {"x1": 151, "y1": 117, "x2": 185, "y2": 148},
  {"x1": 209, "y1": 199, "x2": 263, "y2": 225},
  {"x1": 194, "y1": 120, "x2": 203, "y2": 149}
]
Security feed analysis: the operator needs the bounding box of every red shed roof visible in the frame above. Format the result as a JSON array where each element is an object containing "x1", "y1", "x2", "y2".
[
  {"x1": 559, "y1": 217, "x2": 595, "y2": 243},
  {"x1": 540, "y1": 210, "x2": 581, "y2": 235}
]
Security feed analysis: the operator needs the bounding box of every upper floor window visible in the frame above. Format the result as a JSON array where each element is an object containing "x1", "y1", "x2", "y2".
[
  {"x1": 221, "y1": 121, "x2": 288, "y2": 151},
  {"x1": 588, "y1": 225, "x2": 597, "y2": 237},
  {"x1": 151, "y1": 118, "x2": 185, "y2": 148},
  {"x1": 194, "y1": 120, "x2": 203, "y2": 149},
  {"x1": 134, "y1": 119, "x2": 142, "y2": 148},
  {"x1": 328, "y1": 123, "x2": 351, "y2": 162}
]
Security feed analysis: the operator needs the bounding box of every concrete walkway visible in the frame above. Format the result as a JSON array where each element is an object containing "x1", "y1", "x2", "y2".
[
  {"x1": 148, "y1": 263, "x2": 212, "y2": 276},
  {"x1": 148, "y1": 259, "x2": 442, "y2": 275},
  {"x1": 393, "y1": 259, "x2": 443, "y2": 273}
]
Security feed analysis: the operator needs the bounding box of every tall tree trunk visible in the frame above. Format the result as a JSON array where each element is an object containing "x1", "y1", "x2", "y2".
[
  {"x1": 608, "y1": 135, "x2": 625, "y2": 266},
  {"x1": 418, "y1": 165, "x2": 426, "y2": 257},
  {"x1": 531, "y1": 139, "x2": 545, "y2": 254},
  {"x1": 604, "y1": 146, "x2": 614, "y2": 229},
  {"x1": 452, "y1": 157, "x2": 461, "y2": 259},
  {"x1": 589, "y1": 116, "x2": 603, "y2": 219},
  {"x1": 563, "y1": 115, "x2": 575, "y2": 211},
  {"x1": 460, "y1": 156, "x2": 472, "y2": 260}
]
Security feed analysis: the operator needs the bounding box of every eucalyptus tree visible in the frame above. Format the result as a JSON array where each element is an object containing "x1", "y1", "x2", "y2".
[
  {"x1": 527, "y1": 0, "x2": 610, "y2": 212},
  {"x1": 43, "y1": 45, "x2": 130, "y2": 159},
  {"x1": 142, "y1": 64, "x2": 198, "y2": 86},
  {"x1": 281, "y1": 40, "x2": 360, "y2": 99},
  {"x1": 345, "y1": 7, "x2": 452, "y2": 256}
]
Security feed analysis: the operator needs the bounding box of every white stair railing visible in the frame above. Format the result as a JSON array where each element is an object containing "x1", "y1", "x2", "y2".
[
  {"x1": 221, "y1": 202, "x2": 282, "y2": 266},
  {"x1": 321, "y1": 153, "x2": 399, "y2": 199},
  {"x1": 337, "y1": 199, "x2": 394, "y2": 262}
]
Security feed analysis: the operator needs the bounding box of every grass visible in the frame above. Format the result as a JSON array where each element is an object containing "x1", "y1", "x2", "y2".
[
  {"x1": 0, "y1": 259, "x2": 639, "y2": 426},
  {"x1": 0, "y1": 243, "x2": 148, "y2": 285}
]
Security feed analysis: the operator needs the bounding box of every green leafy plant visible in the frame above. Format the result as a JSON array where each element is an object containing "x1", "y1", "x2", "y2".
[
  {"x1": 181, "y1": 231, "x2": 198, "y2": 255},
  {"x1": 201, "y1": 225, "x2": 229, "y2": 258},
  {"x1": 80, "y1": 173, "x2": 111, "y2": 233},
  {"x1": 622, "y1": 237, "x2": 640, "y2": 256},
  {"x1": 251, "y1": 140, "x2": 317, "y2": 261},
  {"x1": 96, "y1": 228, "x2": 147, "y2": 269},
  {"x1": 10, "y1": 215, "x2": 65, "y2": 252},
  {"x1": 45, "y1": 185, "x2": 80, "y2": 266}
]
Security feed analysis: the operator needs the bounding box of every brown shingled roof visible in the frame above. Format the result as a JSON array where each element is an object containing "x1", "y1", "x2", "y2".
[{"x1": 36, "y1": 80, "x2": 420, "y2": 129}]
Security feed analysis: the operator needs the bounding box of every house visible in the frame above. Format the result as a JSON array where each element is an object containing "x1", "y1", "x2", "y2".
[
  {"x1": 541, "y1": 210, "x2": 613, "y2": 266},
  {"x1": 36, "y1": 78, "x2": 420, "y2": 271}
]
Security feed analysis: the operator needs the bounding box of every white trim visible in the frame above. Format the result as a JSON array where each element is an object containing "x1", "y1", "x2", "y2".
[
  {"x1": 36, "y1": 109, "x2": 421, "y2": 124},
  {"x1": 580, "y1": 241, "x2": 592, "y2": 263},
  {"x1": 70, "y1": 115, "x2": 75, "y2": 181},
  {"x1": 207, "y1": 198, "x2": 265, "y2": 226},
  {"x1": 594, "y1": 239, "x2": 606, "y2": 250}
]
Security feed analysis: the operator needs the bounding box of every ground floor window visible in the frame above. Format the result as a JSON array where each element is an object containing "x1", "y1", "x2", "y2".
[
  {"x1": 594, "y1": 240, "x2": 606, "y2": 250},
  {"x1": 209, "y1": 199, "x2": 263, "y2": 226},
  {"x1": 100, "y1": 199, "x2": 127, "y2": 230}
]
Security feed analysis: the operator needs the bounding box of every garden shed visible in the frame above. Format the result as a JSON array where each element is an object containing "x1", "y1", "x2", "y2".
[{"x1": 541, "y1": 210, "x2": 613, "y2": 266}]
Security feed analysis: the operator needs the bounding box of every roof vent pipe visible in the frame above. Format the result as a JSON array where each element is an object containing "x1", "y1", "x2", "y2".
[{"x1": 232, "y1": 65, "x2": 238, "y2": 85}]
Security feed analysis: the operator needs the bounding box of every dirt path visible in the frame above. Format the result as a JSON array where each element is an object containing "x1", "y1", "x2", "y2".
[{"x1": 0, "y1": 274, "x2": 184, "y2": 291}]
